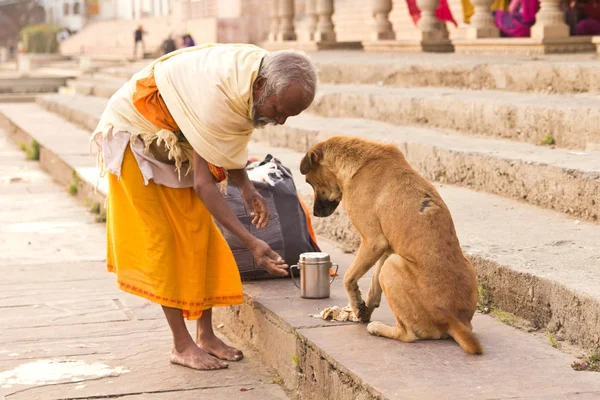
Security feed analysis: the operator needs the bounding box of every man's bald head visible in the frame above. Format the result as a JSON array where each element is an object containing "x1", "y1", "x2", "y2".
[{"x1": 252, "y1": 50, "x2": 318, "y2": 128}]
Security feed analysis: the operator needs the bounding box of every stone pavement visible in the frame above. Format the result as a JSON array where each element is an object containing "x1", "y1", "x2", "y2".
[{"x1": 0, "y1": 130, "x2": 289, "y2": 399}]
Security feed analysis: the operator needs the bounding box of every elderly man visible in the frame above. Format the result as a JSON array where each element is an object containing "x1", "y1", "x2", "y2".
[{"x1": 92, "y1": 44, "x2": 317, "y2": 371}]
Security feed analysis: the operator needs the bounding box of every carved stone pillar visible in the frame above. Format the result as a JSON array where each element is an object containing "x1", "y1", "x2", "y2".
[
  {"x1": 315, "y1": 0, "x2": 336, "y2": 42},
  {"x1": 416, "y1": 0, "x2": 449, "y2": 43},
  {"x1": 278, "y1": 0, "x2": 297, "y2": 41},
  {"x1": 133, "y1": 0, "x2": 141, "y2": 20},
  {"x1": 268, "y1": 0, "x2": 280, "y2": 41},
  {"x1": 531, "y1": 0, "x2": 569, "y2": 39},
  {"x1": 467, "y1": 0, "x2": 499, "y2": 38},
  {"x1": 305, "y1": 0, "x2": 318, "y2": 41},
  {"x1": 372, "y1": 0, "x2": 395, "y2": 40}
]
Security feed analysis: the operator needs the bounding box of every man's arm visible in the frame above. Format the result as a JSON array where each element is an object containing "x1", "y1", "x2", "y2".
[
  {"x1": 228, "y1": 168, "x2": 252, "y2": 190},
  {"x1": 193, "y1": 152, "x2": 287, "y2": 276}
]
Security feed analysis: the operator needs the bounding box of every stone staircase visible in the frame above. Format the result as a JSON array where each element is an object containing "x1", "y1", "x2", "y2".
[
  {"x1": 59, "y1": 17, "x2": 176, "y2": 60},
  {"x1": 1, "y1": 51, "x2": 599, "y2": 399}
]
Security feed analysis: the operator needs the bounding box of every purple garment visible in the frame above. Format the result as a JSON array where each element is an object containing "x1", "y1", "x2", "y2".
[
  {"x1": 576, "y1": 17, "x2": 600, "y2": 35},
  {"x1": 494, "y1": 0, "x2": 540, "y2": 37},
  {"x1": 183, "y1": 37, "x2": 195, "y2": 47}
]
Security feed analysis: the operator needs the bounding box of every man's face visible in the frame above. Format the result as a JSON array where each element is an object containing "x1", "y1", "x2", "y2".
[{"x1": 252, "y1": 78, "x2": 309, "y2": 129}]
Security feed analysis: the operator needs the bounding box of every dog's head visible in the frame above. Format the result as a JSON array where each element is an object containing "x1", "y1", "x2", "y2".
[{"x1": 300, "y1": 144, "x2": 342, "y2": 217}]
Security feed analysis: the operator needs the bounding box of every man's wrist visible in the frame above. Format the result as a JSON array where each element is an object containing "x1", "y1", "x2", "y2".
[
  {"x1": 244, "y1": 236, "x2": 259, "y2": 251},
  {"x1": 241, "y1": 180, "x2": 256, "y2": 195}
]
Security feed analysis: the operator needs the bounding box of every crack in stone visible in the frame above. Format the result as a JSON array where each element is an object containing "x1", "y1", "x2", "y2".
[
  {"x1": 6, "y1": 381, "x2": 262, "y2": 400},
  {"x1": 0, "y1": 327, "x2": 168, "y2": 345},
  {"x1": 109, "y1": 349, "x2": 154, "y2": 362},
  {"x1": 112, "y1": 299, "x2": 137, "y2": 321},
  {"x1": 4, "y1": 374, "x2": 116, "y2": 399},
  {"x1": 3, "y1": 319, "x2": 135, "y2": 330}
]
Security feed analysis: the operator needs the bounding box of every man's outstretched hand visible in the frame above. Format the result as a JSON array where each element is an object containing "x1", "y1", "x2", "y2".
[{"x1": 251, "y1": 240, "x2": 288, "y2": 276}]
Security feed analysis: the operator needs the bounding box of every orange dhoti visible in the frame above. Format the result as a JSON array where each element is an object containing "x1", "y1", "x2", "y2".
[{"x1": 106, "y1": 146, "x2": 243, "y2": 320}]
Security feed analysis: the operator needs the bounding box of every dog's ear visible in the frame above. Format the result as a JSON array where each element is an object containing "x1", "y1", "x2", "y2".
[{"x1": 300, "y1": 147, "x2": 322, "y2": 175}]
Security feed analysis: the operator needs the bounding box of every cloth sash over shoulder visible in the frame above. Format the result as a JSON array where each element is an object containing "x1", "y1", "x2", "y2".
[{"x1": 93, "y1": 43, "x2": 268, "y2": 179}]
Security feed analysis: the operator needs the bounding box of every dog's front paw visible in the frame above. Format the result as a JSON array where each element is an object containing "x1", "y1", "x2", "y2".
[
  {"x1": 354, "y1": 300, "x2": 369, "y2": 323},
  {"x1": 359, "y1": 306, "x2": 376, "y2": 323},
  {"x1": 367, "y1": 321, "x2": 383, "y2": 336}
]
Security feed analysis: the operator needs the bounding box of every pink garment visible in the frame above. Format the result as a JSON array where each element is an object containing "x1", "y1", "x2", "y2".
[{"x1": 494, "y1": 0, "x2": 539, "y2": 37}]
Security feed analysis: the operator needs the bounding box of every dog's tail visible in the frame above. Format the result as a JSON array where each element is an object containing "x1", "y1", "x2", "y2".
[{"x1": 447, "y1": 318, "x2": 483, "y2": 355}]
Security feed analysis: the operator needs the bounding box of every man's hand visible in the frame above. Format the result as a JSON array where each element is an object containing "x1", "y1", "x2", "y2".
[
  {"x1": 251, "y1": 240, "x2": 288, "y2": 276},
  {"x1": 242, "y1": 185, "x2": 270, "y2": 229}
]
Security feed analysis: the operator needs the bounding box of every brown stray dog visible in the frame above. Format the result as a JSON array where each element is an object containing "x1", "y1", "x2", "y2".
[{"x1": 300, "y1": 136, "x2": 483, "y2": 354}]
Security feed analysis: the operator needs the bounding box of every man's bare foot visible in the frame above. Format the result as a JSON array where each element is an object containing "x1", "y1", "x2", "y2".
[
  {"x1": 170, "y1": 343, "x2": 228, "y2": 370},
  {"x1": 197, "y1": 335, "x2": 244, "y2": 361}
]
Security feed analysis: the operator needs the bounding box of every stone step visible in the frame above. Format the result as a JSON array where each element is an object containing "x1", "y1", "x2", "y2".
[
  {"x1": 0, "y1": 93, "x2": 37, "y2": 103},
  {"x1": 35, "y1": 93, "x2": 600, "y2": 224},
  {"x1": 0, "y1": 103, "x2": 107, "y2": 208},
  {"x1": 66, "y1": 77, "x2": 124, "y2": 99},
  {"x1": 1, "y1": 101, "x2": 600, "y2": 399},
  {"x1": 89, "y1": 52, "x2": 600, "y2": 95},
  {"x1": 311, "y1": 51, "x2": 600, "y2": 94},
  {"x1": 36, "y1": 93, "x2": 107, "y2": 133},
  {"x1": 311, "y1": 84, "x2": 600, "y2": 151},
  {"x1": 0, "y1": 76, "x2": 72, "y2": 94}
]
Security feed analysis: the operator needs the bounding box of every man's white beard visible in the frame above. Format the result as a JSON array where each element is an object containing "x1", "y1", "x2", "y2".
[
  {"x1": 253, "y1": 115, "x2": 278, "y2": 129},
  {"x1": 252, "y1": 94, "x2": 278, "y2": 129}
]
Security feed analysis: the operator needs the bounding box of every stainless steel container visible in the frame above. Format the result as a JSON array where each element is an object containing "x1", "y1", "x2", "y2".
[{"x1": 290, "y1": 252, "x2": 338, "y2": 299}]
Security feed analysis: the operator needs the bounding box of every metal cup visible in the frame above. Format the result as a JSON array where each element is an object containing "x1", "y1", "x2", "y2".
[{"x1": 290, "y1": 252, "x2": 339, "y2": 299}]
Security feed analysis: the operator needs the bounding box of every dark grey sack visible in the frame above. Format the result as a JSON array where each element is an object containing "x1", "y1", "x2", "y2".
[{"x1": 214, "y1": 155, "x2": 319, "y2": 280}]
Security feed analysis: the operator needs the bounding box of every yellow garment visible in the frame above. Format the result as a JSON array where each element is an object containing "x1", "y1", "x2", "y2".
[
  {"x1": 462, "y1": 0, "x2": 506, "y2": 23},
  {"x1": 155, "y1": 44, "x2": 267, "y2": 170},
  {"x1": 462, "y1": 0, "x2": 475, "y2": 23},
  {"x1": 492, "y1": 0, "x2": 508, "y2": 12},
  {"x1": 106, "y1": 146, "x2": 243, "y2": 319},
  {"x1": 93, "y1": 43, "x2": 267, "y2": 178}
]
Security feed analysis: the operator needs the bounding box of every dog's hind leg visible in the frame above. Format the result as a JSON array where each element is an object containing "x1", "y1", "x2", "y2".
[
  {"x1": 362, "y1": 255, "x2": 387, "y2": 323},
  {"x1": 367, "y1": 320, "x2": 417, "y2": 342},
  {"x1": 366, "y1": 255, "x2": 417, "y2": 343},
  {"x1": 344, "y1": 235, "x2": 389, "y2": 321}
]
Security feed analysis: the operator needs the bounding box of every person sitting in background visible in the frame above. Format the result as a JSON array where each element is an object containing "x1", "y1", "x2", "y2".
[
  {"x1": 162, "y1": 34, "x2": 177, "y2": 55},
  {"x1": 494, "y1": 0, "x2": 539, "y2": 37},
  {"x1": 182, "y1": 33, "x2": 196, "y2": 48},
  {"x1": 572, "y1": 0, "x2": 600, "y2": 35}
]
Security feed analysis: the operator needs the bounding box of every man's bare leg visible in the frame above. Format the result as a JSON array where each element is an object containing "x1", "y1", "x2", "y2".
[
  {"x1": 196, "y1": 308, "x2": 244, "y2": 361},
  {"x1": 163, "y1": 306, "x2": 228, "y2": 370}
]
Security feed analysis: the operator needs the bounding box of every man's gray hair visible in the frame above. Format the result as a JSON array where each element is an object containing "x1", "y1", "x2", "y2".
[{"x1": 258, "y1": 49, "x2": 317, "y2": 106}]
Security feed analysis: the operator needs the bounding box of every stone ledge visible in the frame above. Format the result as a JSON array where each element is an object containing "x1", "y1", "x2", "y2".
[
  {"x1": 260, "y1": 40, "x2": 363, "y2": 52},
  {"x1": 453, "y1": 36, "x2": 596, "y2": 55},
  {"x1": 363, "y1": 39, "x2": 454, "y2": 53}
]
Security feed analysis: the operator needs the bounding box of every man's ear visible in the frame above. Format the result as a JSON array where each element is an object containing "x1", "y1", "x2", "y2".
[
  {"x1": 253, "y1": 76, "x2": 266, "y2": 94},
  {"x1": 300, "y1": 147, "x2": 322, "y2": 175}
]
